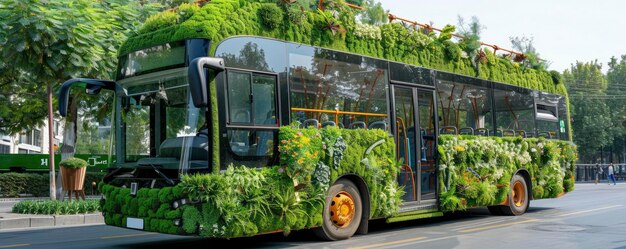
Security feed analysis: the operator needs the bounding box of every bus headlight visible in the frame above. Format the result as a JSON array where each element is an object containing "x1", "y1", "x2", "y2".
[{"x1": 171, "y1": 198, "x2": 190, "y2": 209}]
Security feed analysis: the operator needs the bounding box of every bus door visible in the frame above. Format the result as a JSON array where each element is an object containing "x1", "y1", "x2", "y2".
[{"x1": 392, "y1": 85, "x2": 437, "y2": 204}]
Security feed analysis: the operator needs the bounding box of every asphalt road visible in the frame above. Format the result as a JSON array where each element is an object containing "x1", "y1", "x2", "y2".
[{"x1": 1, "y1": 183, "x2": 626, "y2": 249}]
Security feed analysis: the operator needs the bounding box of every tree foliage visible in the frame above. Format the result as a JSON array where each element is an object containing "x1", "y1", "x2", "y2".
[
  {"x1": 606, "y1": 55, "x2": 626, "y2": 158},
  {"x1": 358, "y1": 0, "x2": 387, "y2": 26},
  {"x1": 510, "y1": 36, "x2": 549, "y2": 70},
  {"x1": 564, "y1": 61, "x2": 612, "y2": 162},
  {"x1": 0, "y1": 0, "x2": 167, "y2": 134}
]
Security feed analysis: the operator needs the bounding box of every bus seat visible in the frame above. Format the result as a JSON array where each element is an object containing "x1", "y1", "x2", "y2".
[
  {"x1": 459, "y1": 127, "x2": 474, "y2": 135},
  {"x1": 502, "y1": 129, "x2": 516, "y2": 137},
  {"x1": 159, "y1": 136, "x2": 209, "y2": 161},
  {"x1": 349, "y1": 121, "x2": 367, "y2": 129},
  {"x1": 474, "y1": 128, "x2": 489, "y2": 136},
  {"x1": 369, "y1": 121, "x2": 387, "y2": 130},
  {"x1": 300, "y1": 119, "x2": 319, "y2": 129},
  {"x1": 439, "y1": 126, "x2": 458, "y2": 135},
  {"x1": 489, "y1": 129, "x2": 503, "y2": 137},
  {"x1": 321, "y1": 121, "x2": 336, "y2": 128}
]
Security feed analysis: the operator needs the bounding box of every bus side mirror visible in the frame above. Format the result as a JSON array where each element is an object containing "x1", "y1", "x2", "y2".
[
  {"x1": 58, "y1": 78, "x2": 118, "y2": 117},
  {"x1": 188, "y1": 57, "x2": 225, "y2": 108}
]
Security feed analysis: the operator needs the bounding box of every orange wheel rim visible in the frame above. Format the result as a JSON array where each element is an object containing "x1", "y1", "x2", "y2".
[
  {"x1": 512, "y1": 181, "x2": 525, "y2": 207},
  {"x1": 329, "y1": 191, "x2": 355, "y2": 228}
]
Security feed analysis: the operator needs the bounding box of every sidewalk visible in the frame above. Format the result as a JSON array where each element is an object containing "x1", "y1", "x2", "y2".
[{"x1": 0, "y1": 197, "x2": 104, "y2": 231}]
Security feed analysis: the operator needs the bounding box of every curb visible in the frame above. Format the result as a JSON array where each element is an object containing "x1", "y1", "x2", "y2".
[{"x1": 0, "y1": 213, "x2": 104, "y2": 230}]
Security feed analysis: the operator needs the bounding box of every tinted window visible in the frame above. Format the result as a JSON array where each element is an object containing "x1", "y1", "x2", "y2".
[
  {"x1": 390, "y1": 62, "x2": 434, "y2": 86},
  {"x1": 215, "y1": 37, "x2": 286, "y2": 168},
  {"x1": 535, "y1": 91, "x2": 561, "y2": 139},
  {"x1": 118, "y1": 41, "x2": 186, "y2": 79},
  {"x1": 436, "y1": 73, "x2": 493, "y2": 135},
  {"x1": 225, "y1": 71, "x2": 278, "y2": 157},
  {"x1": 216, "y1": 37, "x2": 286, "y2": 73},
  {"x1": 288, "y1": 44, "x2": 389, "y2": 129},
  {"x1": 493, "y1": 84, "x2": 535, "y2": 137}
]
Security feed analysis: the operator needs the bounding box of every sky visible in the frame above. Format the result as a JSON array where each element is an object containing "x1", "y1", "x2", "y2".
[{"x1": 378, "y1": 0, "x2": 626, "y2": 73}]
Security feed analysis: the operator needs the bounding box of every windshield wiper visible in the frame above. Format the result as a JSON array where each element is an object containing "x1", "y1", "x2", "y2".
[{"x1": 147, "y1": 164, "x2": 175, "y2": 186}]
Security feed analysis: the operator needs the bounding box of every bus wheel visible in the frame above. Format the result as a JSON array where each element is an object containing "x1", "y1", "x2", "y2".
[
  {"x1": 315, "y1": 179, "x2": 362, "y2": 241},
  {"x1": 501, "y1": 174, "x2": 529, "y2": 216}
]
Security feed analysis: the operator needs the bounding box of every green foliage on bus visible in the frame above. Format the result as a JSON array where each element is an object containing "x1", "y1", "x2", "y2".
[
  {"x1": 437, "y1": 135, "x2": 576, "y2": 211},
  {"x1": 118, "y1": 0, "x2": 567, "y2": 98},
  {"x1": 99, "y1": 126, "x2": 400, "y2": 238}
]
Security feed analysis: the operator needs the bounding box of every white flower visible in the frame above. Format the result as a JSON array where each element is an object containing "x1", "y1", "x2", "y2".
[{"x1": 354, "y1": 23, "x2": 382, "y2": 40}]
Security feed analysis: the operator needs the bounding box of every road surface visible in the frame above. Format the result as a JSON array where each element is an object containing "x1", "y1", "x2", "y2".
[{"x1": 1, "y1": 183, "x2": 625, "y2": 249}]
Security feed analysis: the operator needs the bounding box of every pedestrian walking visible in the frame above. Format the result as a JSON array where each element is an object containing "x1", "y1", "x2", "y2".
[
  {"x1": 608, "y1": 163, "x2": 617, "y2": 185},
  {"x1": 596, "y1": 163, "x2": 603, "y2": 185}
]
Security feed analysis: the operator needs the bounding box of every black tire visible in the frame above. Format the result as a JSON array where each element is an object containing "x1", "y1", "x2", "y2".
[
  {"x1": 314, "y1": 179, "x2": 362, "y2": 241},
  {"x1": 501, "y1": 174, "x2": 529, "y2": 216},
  {"x1": 487, "y1": 205, "x2": 503, "y2": 215}
]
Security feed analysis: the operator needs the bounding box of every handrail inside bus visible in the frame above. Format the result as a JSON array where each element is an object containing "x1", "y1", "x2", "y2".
[{"x1": 291, "y1": 107, "x2": 387, "y2": 125}]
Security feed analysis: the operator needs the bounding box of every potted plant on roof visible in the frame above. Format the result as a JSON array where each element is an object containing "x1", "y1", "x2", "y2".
[{"x1": 59, "y1": 157, "x2": 88, "y2": 200}]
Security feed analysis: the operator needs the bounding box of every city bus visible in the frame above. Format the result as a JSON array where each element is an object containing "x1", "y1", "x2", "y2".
[{"x1": 57, "y1": 0, "x2": 576, "y2": 241}]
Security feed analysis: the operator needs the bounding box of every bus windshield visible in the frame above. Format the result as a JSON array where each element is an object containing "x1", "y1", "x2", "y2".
[{"x1": 118, "y1": 68, "x2": 207, "y2": 171}]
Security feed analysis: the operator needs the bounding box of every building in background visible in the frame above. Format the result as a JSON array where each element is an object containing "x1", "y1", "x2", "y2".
[{"x1": 0, "y1": 119, "x2": 64, "y2": 155}]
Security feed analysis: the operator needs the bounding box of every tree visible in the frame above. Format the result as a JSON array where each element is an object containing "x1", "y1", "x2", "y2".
[
  {"x1": 0, "y1": 0, "x2": 142, "y2": 199},
  {"x1": 509, "y1": 36, "x2": 549, "y2": 70},
  {"x1": 606, "y1": 55, "x2": 626, "y2": 162},
  {"x1": 564, "y1": 61, "x2": 612, "y2": 162},
  {"x1": 358, "y1": 0, "x2": 387, "y2": 25},
  {"x1": 457, "y1": 15, "x2": 484, "y2": 71}
]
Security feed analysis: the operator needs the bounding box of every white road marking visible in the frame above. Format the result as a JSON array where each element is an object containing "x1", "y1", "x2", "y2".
[{"x1": 557, "y1": 205, "x2": 623, "y2": 217}]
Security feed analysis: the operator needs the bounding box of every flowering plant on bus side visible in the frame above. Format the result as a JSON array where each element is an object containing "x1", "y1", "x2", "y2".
[{"x1": 278, "y1": 127, "x2": 323, "y2": 185}]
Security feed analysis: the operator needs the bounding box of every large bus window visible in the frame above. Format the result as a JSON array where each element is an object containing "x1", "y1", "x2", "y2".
[
  {"x1": 534, "y1": 92, "x2": 561, "y2": 139},
  {"x1": 215, "y1": 37, "x2": 286, "y2": 169},
  {"x1": 216, "y1": 37, "x2": 286, "y2": 73},
  {"x1": 227, "y1": 71, "x2": 253, "y2": 124},
  {"x1": 436, "y1": 74, "x2": 492, "y2": 135},
  {"x1": 124, "y1": 97, "x2": 150, "y2": 161},
  {"x1": 225, "y1": 70, "x2": 278, "y2": 157},
  {"x1": 288, "y1": 44, "x2": 389, "y2": 129},
  {"x1": 493, "y1": 85, "x2": 535, "y2": 137}
]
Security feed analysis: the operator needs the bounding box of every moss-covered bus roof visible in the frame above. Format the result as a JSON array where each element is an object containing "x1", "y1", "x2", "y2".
[{"x1": 119, "y1": 0, "x2": 567, "y2": 97}]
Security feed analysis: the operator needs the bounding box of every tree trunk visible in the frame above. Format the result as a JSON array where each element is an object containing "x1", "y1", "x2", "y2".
[{"x1": 47, "y1": 83, "x2": 56, "y2": 200}]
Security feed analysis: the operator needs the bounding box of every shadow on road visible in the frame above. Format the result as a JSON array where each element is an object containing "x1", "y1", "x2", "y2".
[{"x1": 109, "y1": 206, "x2": 556, "y2": 248}]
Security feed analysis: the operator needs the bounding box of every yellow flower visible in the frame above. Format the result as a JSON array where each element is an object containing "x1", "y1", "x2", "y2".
[
  {"x1": 292, "y1": 152, "x2": 298, "y2": 157},
  {"x1": 455, "y1": 145, "x2": 465, "y2": 152},
  {"x1": 297, "y1": 158, "x2": 305, "y2": 164},
  {"x1": 301, "y1": 136, "x2": 311, "y2": 145}
]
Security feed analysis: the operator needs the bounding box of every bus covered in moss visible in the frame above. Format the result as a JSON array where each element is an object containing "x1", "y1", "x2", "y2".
[{"x1": 58, "y1": 0, "x2": 576, "y2": 241}]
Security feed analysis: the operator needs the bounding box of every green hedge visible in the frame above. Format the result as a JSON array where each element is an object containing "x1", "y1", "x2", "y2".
[
  {"x1": 12, "y1": 199, "x2": 100, "y2": 215},
  {"x1": 437, "y1": 135, "x2": 577, "y2": 211},
  {"x1": 99, "y1": 182, "x2": 186, "y2": 235},
  {"x1": 0, "y1": 172, "x2": 107, "y2": 197},
  {"x1": 100, "y1": 126, "x2": 400, "y2": 238}
]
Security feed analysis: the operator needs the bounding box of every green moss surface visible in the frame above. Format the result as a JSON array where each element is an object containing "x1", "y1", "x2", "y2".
[
  {"x1": 99, "y1": 183, "x2": 186, "y2": 235},
  {"x1": 437, "y1": 135, "x2": 577, "y2": 212},
  {"x1": 119, "y1": 0, "x2": 567, "y2": 97}
]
